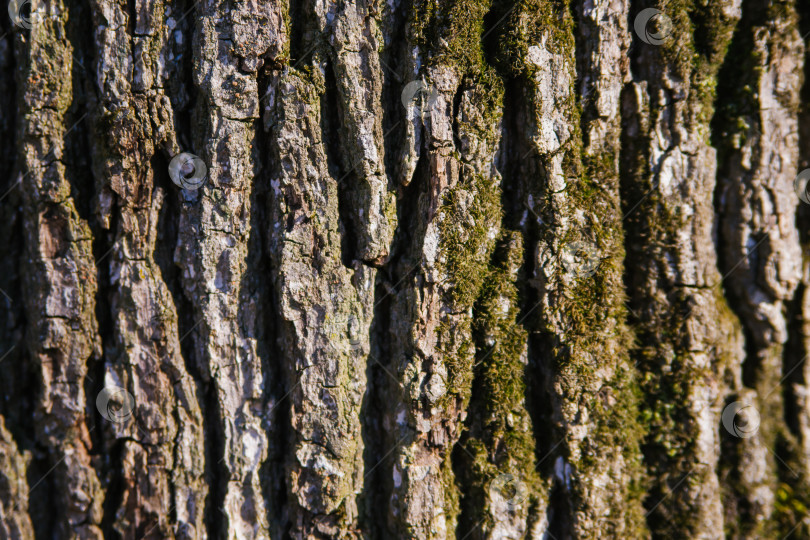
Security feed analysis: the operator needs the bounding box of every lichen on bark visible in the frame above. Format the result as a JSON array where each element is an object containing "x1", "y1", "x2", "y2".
[{"x1": 2, "y1": 0, "x2": 810, "y2": 538}]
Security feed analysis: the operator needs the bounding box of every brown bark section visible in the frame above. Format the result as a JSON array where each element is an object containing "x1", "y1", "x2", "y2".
[
  {"x1": 87, "y1": 0, "x2": 207, "y2": 535},
  {"x1": 1, "y1": 0, "x2": 810, "y2": 538},
  {"x1": 17, "y1": 0, "x2": 104, "y2": 536},
  {"x1": 0, "y1": 417, "x2": 34, "y2": 540}
]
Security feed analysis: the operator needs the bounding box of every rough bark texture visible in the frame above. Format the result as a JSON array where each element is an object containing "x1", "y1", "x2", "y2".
[{"x1": 2, "y1": 0, "x2": 810, "y2": 538}]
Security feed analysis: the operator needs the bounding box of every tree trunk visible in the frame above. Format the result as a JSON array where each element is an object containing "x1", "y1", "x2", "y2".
[{"x1": 0, "y1": 0, "x2": 809, "y2": 538}]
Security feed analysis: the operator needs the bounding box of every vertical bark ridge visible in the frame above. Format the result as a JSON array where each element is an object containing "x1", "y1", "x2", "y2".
[
  {"x1": 377, "y1": 0, "x2": 509, "y2": 535},
  {"x1": 0, "y1": 416, "x2": 34, "y2": 540},
  {"x1": 172, "y1": 1, "x2": 286, "y2": 537},
  {"x1": 356, "y1": 0, "x2": 417, "y2": 529},
  {"x1": 383, "y1": 70, "x2": 501, "y2": 538},
  {"x1": 386, "y1": 0, "x2": 428, "y2": 192},
  {"x1": 356, "y1": 0, "x2": 419, "y2": 504},
  {"x1": 498, "y1": 4, "x2": 578, "y2": 535},
  {"x1": 572, "y1": 0, "x2": 647, "y2": 534},
  {"x1": 713, "y1": 0, "x2": 804, "y2": 536},
  {"x1": 621, "y1": 0, "x2": 744, "y2": 537},
  {"x1": 265, "y1": 65, "x2": 375, "y2": 538},
  {"x1": 16, "y1": 0, "x2": 105, "y2": 535},
  {"x1": 486, "y1": 0, "x2": 648, "y2": 536},
  {"x1": 87, "y1": 0, "x2": 207, "y2": 535},
  {"x1": 317, "y1": 0, "x2": 397, "y2": 264}
]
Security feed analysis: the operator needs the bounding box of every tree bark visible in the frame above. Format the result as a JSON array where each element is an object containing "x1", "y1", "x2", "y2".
[{"x1": 1, "y1": 0, "x2": 809, "y2": 538}]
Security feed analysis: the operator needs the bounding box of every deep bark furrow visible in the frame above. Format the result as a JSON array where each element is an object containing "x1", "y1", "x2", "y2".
[
  {"x1": 0, "y1": 11, "x2": 30, "y2": 540},
  {"x1": 2, "y1": 0, "x2": 810, "y2": 537},
  {"x1": 0, "y1": 0, "x2": 25, "y2": 443},
  {"x1": 793, "y1": 3, "x2": 810, "y2": 537}
]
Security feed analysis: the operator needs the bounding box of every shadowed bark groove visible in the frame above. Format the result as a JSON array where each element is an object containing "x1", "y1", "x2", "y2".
[
  {"x1": 787, "y1": 2, "x2": 810, "y2": 538},
  {"x1": 2, "y1": 0, "x2": 810, "y2": 538},
  {"x1": 0, "y1": 7, "x2": 31, "y2": 540}
]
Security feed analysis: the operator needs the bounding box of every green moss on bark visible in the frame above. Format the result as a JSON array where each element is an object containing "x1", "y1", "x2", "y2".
[{"x1": 456, "y1": 232, "x2": 545, "y2": 536}]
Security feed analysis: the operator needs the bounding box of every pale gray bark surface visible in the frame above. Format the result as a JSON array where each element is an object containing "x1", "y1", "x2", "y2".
[{"x1": 1, "y1": 0, "x2": 810, "y2": 539}]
